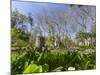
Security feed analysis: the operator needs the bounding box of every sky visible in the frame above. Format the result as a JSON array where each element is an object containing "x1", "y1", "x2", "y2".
[
  {"x1": 12, "y1": 1, "x2": 69, "y2": 16},
  {"x1": 11, "y1": 0, "x2": 96, "y2": 38},
  {"x1": 12, "y1": 1, "x2": 70, "y2": 32}
]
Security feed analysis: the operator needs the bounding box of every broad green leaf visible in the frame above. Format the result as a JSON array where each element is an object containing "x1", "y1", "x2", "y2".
[
  {"x1": 23, "y1": 64, "x2": 39, "y2": 74},
  {"x1": 35, "y1": 65, "x2": 43, "y2": 73}
]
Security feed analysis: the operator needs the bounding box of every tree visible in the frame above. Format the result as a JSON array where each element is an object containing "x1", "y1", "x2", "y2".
[
  {"x1": 11, "y1": 9, "x2": 19, "y2": 28},
  {"x1": 11, "y1": 9, "x2": 28, "y2": 30},
  {"x1": 28, "y1": 13, "x2": 34, "y2": 32},
  {"x1": 28, "y1": 13, "x2": 35, "y2": 44},
  {"x1": 90, "y1": 24, "x2": 96, "y2": 48}
]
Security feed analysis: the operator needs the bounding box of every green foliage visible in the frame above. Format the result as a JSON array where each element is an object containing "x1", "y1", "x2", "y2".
[
  {"x1": 42, "y1": 64, "x2": 49, "y2": 72},
  {"x1": 63, "y1": 36, "x2": 75, "y2": 48},
  {"x1": 11, "y1": 27, "x2": 30, "y2": 51},
  {"x1": 11, "y1": 27, "x2": 96, "y2": 74},
  {"x1": 23, "y1": 63, "x2": 49, "y2": 74},
  {"x1": 11, "y1": 48, "x2": 96, "y2": 74},
  {"x1": 46, "y1": 31, "x2": 53, "y2": 49},
  {"x1": 52, "y1": 66, "x2": 63, "y2": 72},
  {"x1": 11, "y1": 9, "x2": 28, "y2": 28},
  {"x1": 23, "y1": 64, "x2": 42, "y2": 74}
]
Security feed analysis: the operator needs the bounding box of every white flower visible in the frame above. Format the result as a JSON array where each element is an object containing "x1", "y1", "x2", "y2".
[{"x1": 68, "y1": 67, "x2": 75, "y2": 71}]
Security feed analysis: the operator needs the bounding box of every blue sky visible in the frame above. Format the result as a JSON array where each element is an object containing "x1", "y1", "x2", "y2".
[
  {"x1": 12, "y1": 1, "x2": 70, "y2": 33},
  {"x1": 12, "y1": 1, "x2": 96, "y2": 38},
  {"x1": 12, "y1": 1, "x2": 69, "y2": 16}
]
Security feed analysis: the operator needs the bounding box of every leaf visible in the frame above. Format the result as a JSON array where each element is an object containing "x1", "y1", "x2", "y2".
[
  {"x1": 23, "y1": 64, "x2": 40, "y2": 74},
  {"x1": 52, "y1": 66, "x2": 63, "y2": 72},
  {"x1": 42, "y1": 64, "x2": 49, "y2": 72},
  {"x1": 35, "y1": 65, "x2": 43, "y2": 73},
  {"x1": 39, "y1": 66, "x2": 43, "y2": 72},
  {"x1": 37, "y1": 52, "x2": 43, "y2": 62},
  {"x1": 24, "y1": 62, "x2": 29, "y2": 70}
]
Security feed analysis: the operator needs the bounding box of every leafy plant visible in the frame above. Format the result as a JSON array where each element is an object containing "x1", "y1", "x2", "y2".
[{"x1": 23, "y1": 64, "x2": 42, "y2": 74}]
